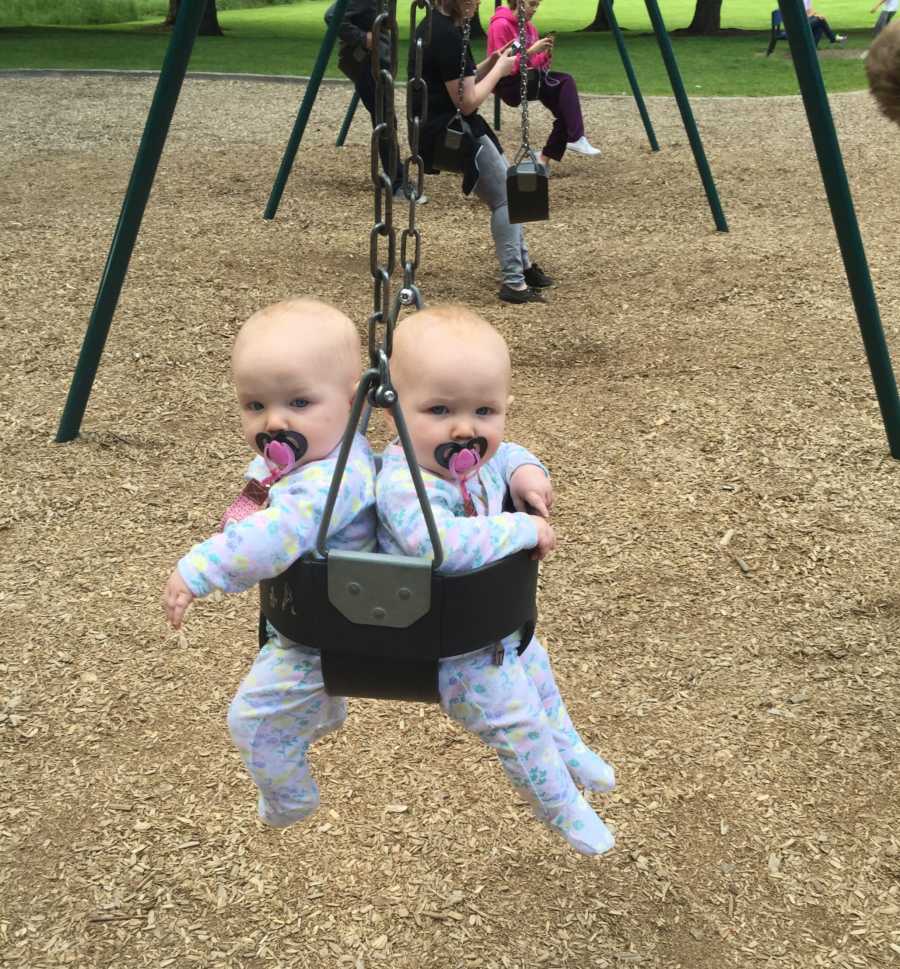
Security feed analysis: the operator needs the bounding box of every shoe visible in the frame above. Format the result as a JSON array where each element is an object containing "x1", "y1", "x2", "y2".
[
  {"x1": 393, "y1": 186, "x2": 428, "y2": 205},
  {"x1": 565, "y1": 135, "x2": 602, "y2": 157},
  {"x1": 524, "y1": 263, "x2": 554, "y2": 288},
  {"x1": 835, "y1": 33, "x2": 847, "y2": 42},
  {"x1": 499, "y1": 284, "x2": 546, "y2": 304}
]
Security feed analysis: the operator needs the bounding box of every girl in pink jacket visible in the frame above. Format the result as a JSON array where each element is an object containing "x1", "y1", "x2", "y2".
[{"x1": 487, "y1": 0, "x2": 601, "y2": 168}]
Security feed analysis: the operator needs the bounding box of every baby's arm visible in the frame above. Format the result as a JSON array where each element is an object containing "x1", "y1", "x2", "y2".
[
  {"x1": 178, "y1": 496, "x2": 316, "y2": 597},
  {"x1": 494, "y1": 442, "x2": 554, "y2": 518},
  {"x1": 380, "y1": 469, "x2": 541, "y2": 572}
]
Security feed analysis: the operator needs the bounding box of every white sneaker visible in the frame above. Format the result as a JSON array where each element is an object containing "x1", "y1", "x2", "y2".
[{"x1": 566, "y1": 136, "x2": 602, "y2": 157}]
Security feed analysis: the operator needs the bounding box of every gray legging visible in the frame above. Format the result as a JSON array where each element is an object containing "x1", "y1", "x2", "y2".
[{"x1": 471, "y1": 134, "x2": 531, "y2": 288}]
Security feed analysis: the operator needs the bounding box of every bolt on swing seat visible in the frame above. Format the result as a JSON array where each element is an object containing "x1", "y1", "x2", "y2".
[{"x1": 258, "y1": 357, "x2": 539, "y2": 704}]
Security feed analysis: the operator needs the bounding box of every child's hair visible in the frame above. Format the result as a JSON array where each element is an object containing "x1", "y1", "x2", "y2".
[
  {"x1": 234, "y1": 297, "x2": 360, "y2": 386},
  {"x1": 391, "y1": 303, "x2": 511, "y2": 387},
  {"x1": 866, "y1": 21, "x2": 900, "y2": 126}
]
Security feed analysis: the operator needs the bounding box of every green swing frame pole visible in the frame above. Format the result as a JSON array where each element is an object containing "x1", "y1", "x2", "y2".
[
  {"x1": 602, "y1": 0, "x2": 658, "y2": 152},
  {"x1": 55, "y1": 0, "x2": 206, "y2": 444},
  {"x1": 265, "y1": 0, "x2": 350, "y2": 220},
  {"x1": 778, "y1": 0, "x2": 900, "y2": 457},
  {"x1": 643, "y1": 0, "x2": 728, "y2": 232},
  {"x1": 336, "y1": 90, "x2": 361, "y2": 146}
]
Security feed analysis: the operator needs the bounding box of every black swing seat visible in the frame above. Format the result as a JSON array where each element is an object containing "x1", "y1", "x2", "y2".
[
  {"x1": 259, "y1": 549, "x2": 538, "y2": 703},
  {"x1": 507, "y1": 156, "x2": 550, "y2": 224}
]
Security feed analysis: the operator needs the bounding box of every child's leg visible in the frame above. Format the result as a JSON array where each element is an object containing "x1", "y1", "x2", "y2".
[
  {"x1": 519, "y1": 637, "x2": 615, "y2": 793},
  {"x1": 227, "y1": 638, "x2": 346, "y2": 828},
  {"x1": 538, "y1": 72, "x2": 586, "y2": 161},
  {"x1": 439, "y1": 645, "x2": 614, "y2": 856}
]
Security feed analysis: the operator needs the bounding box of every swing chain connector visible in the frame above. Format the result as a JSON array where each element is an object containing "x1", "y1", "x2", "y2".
[{"x1": 370, "y1": 348, "x2": 397, "y2": 408}]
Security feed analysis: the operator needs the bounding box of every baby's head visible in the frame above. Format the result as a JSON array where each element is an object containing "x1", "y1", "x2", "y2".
[
  {"x1": 867, "y1": 21, "x2": 900, "y2": 126},
  {"x1": 390, "y1": 304, "x2": 512, "y2": 479},
  {"x1": 232, "y1": 298, "x2": 359, "y2": 465}
]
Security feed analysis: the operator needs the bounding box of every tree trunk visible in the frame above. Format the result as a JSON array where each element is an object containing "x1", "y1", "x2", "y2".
[
  {"x1": 164, "y1": 0, "x2": 177, "y2": 26},
  {"x1": 582, "y1": 0, "x2": 612, "y2": 32},
  {"x1": 172, "y1": 0, "x2": 224, "y2": 36},
  {"x1": 684, "y1": 0, "x2": 722, "y2": 34},
  {"x1": 469, "y1": 8, "x2": 487, "y2": 39}
]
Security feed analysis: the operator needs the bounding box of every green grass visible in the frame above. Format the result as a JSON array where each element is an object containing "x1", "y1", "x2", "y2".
[{"x1": 0, "y1": 0, "x2": 874, "y2": 96}]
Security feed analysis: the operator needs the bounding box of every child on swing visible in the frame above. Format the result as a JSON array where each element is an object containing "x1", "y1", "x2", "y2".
[
  {"x1": 377, "y1": 304, "x2": 616, "y2": 856},
  {"x1": 163, "y1": 297, "x2": 377, "y2": 828}
]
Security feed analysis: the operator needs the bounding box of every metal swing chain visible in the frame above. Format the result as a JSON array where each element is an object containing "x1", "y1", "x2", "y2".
[
  {"x1": 368, "y1": 0, "x2": 400, "y2": 370},
  {"x1": 400, "y1": 0, "x2": 433, "y2": 296},
  {"x1": 457, "y1": 16, "x2": 472, "y2": 117},
  {"x1": 315, "y1": 0, "x2": 444, "y2": 566},
  {"x1": 516, "y1": 1, "x2": 533, "y2": 160}
]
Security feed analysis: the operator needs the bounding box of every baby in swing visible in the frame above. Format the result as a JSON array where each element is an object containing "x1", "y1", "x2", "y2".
[
  {"x1": 377, "y1": 304, "x2": 616, "y2": 856},
  {"x1": 163, "y1": 297, "x2": 376, "y2": 828}
]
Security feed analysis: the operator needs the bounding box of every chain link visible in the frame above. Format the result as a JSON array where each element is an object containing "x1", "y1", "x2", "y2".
[
  {"x1": 517, "y1": 2, "x2": 532, "y2": 156},
  {"x1": 366, "y1": 0, "x2": 432, "y2": 369},
  {"x1": 400, "y1": 0, "x2": 432, "y2": 298},
  {"x1": 367, "y1": 0, "x2": 398, "y2": 365}
]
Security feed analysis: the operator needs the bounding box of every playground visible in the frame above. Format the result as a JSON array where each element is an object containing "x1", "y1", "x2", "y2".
[{"x1": 2, "y1": 31, "x2": 900, "y2": 969}]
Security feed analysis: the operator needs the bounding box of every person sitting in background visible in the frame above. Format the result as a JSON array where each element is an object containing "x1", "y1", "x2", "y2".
[
  {"x1": 487, "y1": 0, "x2": 601, "y2": 171},
  {"x1": 324, "y1": 0, "x2": 426, "y2": 203},
  {"x1": 803, "y1": 0, "x2": 847, "y2": 46}
]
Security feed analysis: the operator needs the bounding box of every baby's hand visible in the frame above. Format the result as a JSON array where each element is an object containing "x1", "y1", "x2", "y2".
[
  {"x1": 164, "y1": 569, "x2": 194, "y2": 630},
  {"x1": 530, "y1": 516, "x2": 556, "y2": 561},
  {"x1": 510, "y1": 464, "x2": 554, "y2": 518}
]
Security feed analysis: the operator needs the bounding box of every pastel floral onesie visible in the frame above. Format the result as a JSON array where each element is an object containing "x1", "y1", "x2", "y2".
[
  {"x1": 178, "y1": 433, "x2": 377, "y2": 828},
  {"x1": 377, "y1": 441, "x2": 616, "y2": 856}
]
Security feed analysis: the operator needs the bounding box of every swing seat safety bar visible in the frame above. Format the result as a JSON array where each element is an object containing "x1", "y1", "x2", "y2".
[{"x1": 259, "y1": 549, "x2": 538, "y2": 702}]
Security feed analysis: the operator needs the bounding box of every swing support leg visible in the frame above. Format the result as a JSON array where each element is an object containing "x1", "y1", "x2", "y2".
[
  {"x1": 336, "y1": 91, "x2": 360, "y2": 146},
  {"x1": 55, "y1": 0, "x2": 206, "y2": 443},
  {"x1": 777, "y1": 0, "x2": 900, "y2": 458},
  {"x1": 264, "y1": 0, "x2": 350, "y2": 220},
  {"x1": 643, "y1": 0, "x2": 728, "y2": 232},
  {"x1": 602, "y1": 0, "x2": 658, "y2": 152}
]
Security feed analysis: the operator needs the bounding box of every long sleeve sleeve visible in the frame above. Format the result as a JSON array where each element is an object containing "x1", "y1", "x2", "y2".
[
  {"x1": 487, "y1": 13, "x2": 517, "y2": 57},
  {"x1": 179, "y1": 438, "x2": 375, "y2": 597},
  {"x1": 491, "y1": 441, "x2": 549, "y2": 484},
  {"x1": 324, "y1": 0, "x2": 371, "y2": 49},
  {"x1": 377, "y1": 461, "x2": 538, "y2": 573}
]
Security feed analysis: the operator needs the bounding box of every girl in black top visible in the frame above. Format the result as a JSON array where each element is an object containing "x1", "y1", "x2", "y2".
[{"x1": 410, "y1": 0, "x2": 554, "y2": 304}]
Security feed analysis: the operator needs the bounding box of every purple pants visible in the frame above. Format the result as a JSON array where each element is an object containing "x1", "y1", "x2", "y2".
[{"x1": 496, "y1": 71, "x2": 585, "y2": 162}]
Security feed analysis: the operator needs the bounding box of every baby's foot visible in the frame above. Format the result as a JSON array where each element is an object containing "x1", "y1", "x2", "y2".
[
  {"x1": 565, "y1": 746, "x2": 616, "y2": 793},
  {"x1": 547, "y1": 793, "x2": 615, "y2": 856}
]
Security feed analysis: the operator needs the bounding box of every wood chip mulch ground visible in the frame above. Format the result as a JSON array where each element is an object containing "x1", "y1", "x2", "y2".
[{"x1": 1, "y1": 75, "x2": 899, "y2": 969}]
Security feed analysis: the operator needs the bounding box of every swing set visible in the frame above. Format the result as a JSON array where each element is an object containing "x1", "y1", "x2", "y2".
[
  {"x1": 53, "y1": 0, "x2": 900, "y2": 700},
  {"x1": 266, "y1": 0, "x2": 729, "y2": 231}
]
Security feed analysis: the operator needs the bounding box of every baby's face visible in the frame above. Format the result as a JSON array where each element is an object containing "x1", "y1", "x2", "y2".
[
  {"x1": 392, "y1": 327, "x2": 510, "y2": 480},
  {"x1": 233, "y1": 318, "x2": 353, "y2": 466}
]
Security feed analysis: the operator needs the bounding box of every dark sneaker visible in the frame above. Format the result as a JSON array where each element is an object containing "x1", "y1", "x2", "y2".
[
  {"x1": 524, "y1": 263, "x2": 554, "y2": 288},
  {"x1": 499, "y1": 284, "x2": 546, "y2": 304}
]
